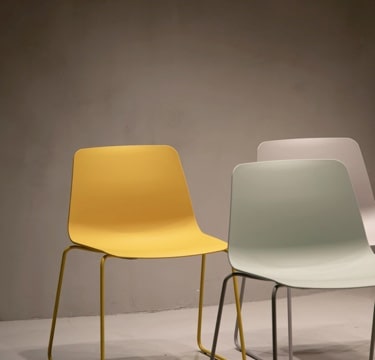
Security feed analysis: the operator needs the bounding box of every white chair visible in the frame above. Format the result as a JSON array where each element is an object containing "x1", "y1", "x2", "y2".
[{"x1": 258, "y1": 138, "x2": 375, "y2": 245}]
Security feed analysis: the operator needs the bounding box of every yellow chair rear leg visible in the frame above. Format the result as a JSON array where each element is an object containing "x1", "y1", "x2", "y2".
[
  {"x1": 48, "y1": 245, "x2": 79, "y2": 360},
  {"x1": 197, "y1": 254, "x2": 211, "y2": 357},
  {"x1": 100, "y1": 255, "x2": 110, "y2": 360},
  {"x1": 232, "y1": 272, "x2": 247, "y2": 360},
  {"x1": 197, "y1": 255, "x2": 246, "y2": 360}
]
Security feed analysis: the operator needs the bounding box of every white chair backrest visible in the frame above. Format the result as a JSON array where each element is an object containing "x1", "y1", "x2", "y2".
[{"x1": 257, "y1": 138, "x2": 374, "y2": 209}]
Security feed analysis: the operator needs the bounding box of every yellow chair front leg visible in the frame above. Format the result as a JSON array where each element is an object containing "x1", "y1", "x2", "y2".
[{"x1": 48, "y1": 245, "x2": 80, "y2": 360}]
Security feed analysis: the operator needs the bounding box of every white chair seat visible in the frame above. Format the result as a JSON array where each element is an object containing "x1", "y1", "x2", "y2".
[{"x1": 362, "y1": 206, "x2": 375, "y2": 246}]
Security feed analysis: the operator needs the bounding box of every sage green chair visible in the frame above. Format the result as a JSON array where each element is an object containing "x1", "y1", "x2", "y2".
[
  {"x1": 212, "y1": 159, "x2": 375, "y2": 360},
  {"x1": 235, "y1": 137, "x2": 375, "y2": 358}
]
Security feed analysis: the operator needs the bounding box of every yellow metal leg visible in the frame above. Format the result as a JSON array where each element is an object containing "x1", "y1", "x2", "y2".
[
  {"x1": 100, "y1": 255, "x2": 110, "y2": 360},
  {"x1": 197, "y1": 254, "x2": 217, "y2": 358},
  {"x1": 232, "y1": 273, "x2": 247, "y2": 360},
  {"x1": 197, "y1": 255, "x2": 245, "y2": 360},
  {"x1": 48, "y1": 246, "x2": 77, "y2": 360},
  {"x1": 197, "y1": 254, "x2": 225, "y2": 359},
  {"x1": 48, "y1": 245, "x2": 105, "y2": 360},
  {"x1": 50, "y1": 249, "x2": 240, "y2": 360}
]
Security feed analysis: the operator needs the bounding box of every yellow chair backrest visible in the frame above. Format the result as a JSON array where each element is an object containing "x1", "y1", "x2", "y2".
[{"x1": 69, "y1": 145, "x2": 196, "y2": 233}]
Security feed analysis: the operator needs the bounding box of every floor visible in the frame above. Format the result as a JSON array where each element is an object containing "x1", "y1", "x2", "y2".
[{"x1": 1, "y1": 289, "x2": 375, "y2": 360}]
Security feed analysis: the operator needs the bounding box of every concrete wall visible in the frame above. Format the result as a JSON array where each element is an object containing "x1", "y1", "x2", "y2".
[{"x1": 0, "y1": 0, "x2": 374, "y2": 320}]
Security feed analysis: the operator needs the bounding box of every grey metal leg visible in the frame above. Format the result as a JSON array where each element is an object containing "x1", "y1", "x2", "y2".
[
  {"x1": 234, "y1": 278, "x2": 293, "y2": 360},
  {"x1": 370, "y1": 302, "x2": 375, "y2": 360},
  {"x1": 272, "y1": 285, "x2": 280, "y2": 360},
  {"x1": 210, "y1": 273, "x2": 235, "y2": 360},
  {"x1": 233, "y1": 277, "x2": 246, "y2": 348},
  {"x1": 287, "y1": 287, "x2": 293, "y2": 360},
  {"x1": 233, "y1": 278, "x2": 263, "y2": 360},
  {"x1": 210, "y1": 272, "x2": 247, "y2": 360}
]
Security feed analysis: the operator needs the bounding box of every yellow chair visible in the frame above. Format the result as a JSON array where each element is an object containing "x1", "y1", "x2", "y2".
[{"x1": 48, "y1": 145, "x2": 229, "y2": 360}]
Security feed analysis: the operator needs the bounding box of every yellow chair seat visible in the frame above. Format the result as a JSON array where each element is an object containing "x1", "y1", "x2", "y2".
[{"x1": 70, "y1": 222, "x2": 226, "y2": 258}]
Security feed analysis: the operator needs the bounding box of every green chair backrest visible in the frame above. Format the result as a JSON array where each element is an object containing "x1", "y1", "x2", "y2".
[{"x1": 228, "y1": 159, "x2": 370, "y2": 271}]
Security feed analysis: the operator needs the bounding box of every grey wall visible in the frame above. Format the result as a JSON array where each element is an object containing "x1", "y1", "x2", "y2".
[{"x1": 1, "y1": 0, "x2": 374, "y2": 321}]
